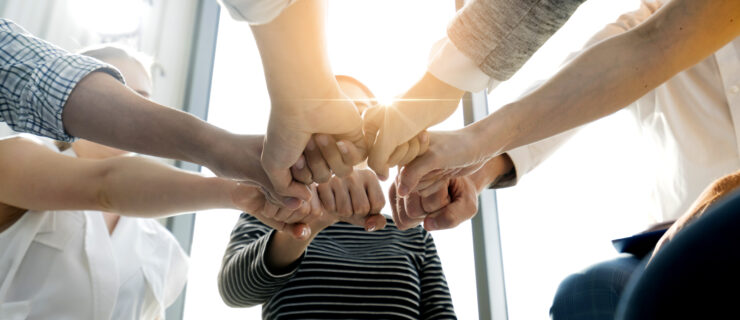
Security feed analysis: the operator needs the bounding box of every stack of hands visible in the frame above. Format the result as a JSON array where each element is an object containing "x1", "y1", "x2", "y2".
[{"x1": 214, "y1": 73, "x2": 511, "y2": 240}]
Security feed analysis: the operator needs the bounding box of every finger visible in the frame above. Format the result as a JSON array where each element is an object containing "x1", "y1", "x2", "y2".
[
  {"x1": 389, "y1": 183, "x2": 401, "y2": 225},
  {"x1": 284, "y1": 201, "x2": 313, "y2": 224},
  {"x1": 398, "y1": 137, "x2": 420, "y2": 166},
  {"x1": 262, "y1": 157, "x2": 312, "y2": 206},
  {"x1": 317, "y1": 181, "x2": 336, "y2": 213},
  {"x1": 304, "y1": 138, "x2": 332, "y2": 183},
  {"x1": 262, "y1": 202, "x2": 280, "y2": 219},
  {"x1": 363, "y1": 213, "x2": 387, "y2": 232},
  {"x1": 286, "y1": 222, "x2": 312, "y2": 240},
  {"x1": 386, "y1": 142, "x2": 409, "y2": 167},
  {"x1": 315, "y1": 134, "x2": 354, "y2": 177},
  {"x1": 418, "y1": 179, "x2": 449, "y2": 198},
  {"x1": 398, "y1": 153, "x2": 438, "y2": 197},
  {"x1": 421, "y1": 183, "x2": 451, "y2": 213},
  {"x1": 347, "y1": 174, "x2": 370, "y2": 216},
  {"x1": 417, "y1": 131, "x2": 430, "y2": 155},
  {"x1": 274, "y1": 206, "x2": 297, "y2": 222},
  {"x1": 362, "y1": 105, "x2": 383, "y2": 147},
  {"x1": 395, "y1": 191, "x2": 423, "y2": 230},
  {"x1": 336, "y1": 139, "x2": 364, "y2": 169},
  {"x1": 291, "y1": 155, "x2": 313, "y2": 185},
  {"x1": 331, "y1": 177, "x2": 353, "y2": 218},
  {"x1": 404, "y1": 192, "x2": 427, "y2": 220},
  {"x1": 364, "y1": 173, "x2": 386, "y2": 214}
]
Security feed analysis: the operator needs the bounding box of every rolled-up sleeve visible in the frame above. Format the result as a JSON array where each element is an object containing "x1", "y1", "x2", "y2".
[
  {"x1": 219, "y1": 0, "x2": 297, "y2": 25},
  {"x1": 447, "y1": 0, "x2": 586, "y2": 82},
  {"x1": 0, "y1": 19, "x2": 123, "y2": 142}
]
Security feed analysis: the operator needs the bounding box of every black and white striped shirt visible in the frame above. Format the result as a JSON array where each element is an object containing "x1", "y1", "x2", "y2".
[{"x1": 219, "y1": 214, "x2": 456, "y2": 320}]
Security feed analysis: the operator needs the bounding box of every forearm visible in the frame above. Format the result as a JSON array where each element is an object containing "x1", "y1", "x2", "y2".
[
  {"x1": 250, "y1": 0, "x2": 336, "y2": 102},
  {"x1": 400, "y1": 72, "x2": 464, "y2": 129},
  {"x1": 100, "y1": 156, "x2": 239, "y2": 217},
  {"x1": 265, "y1": 231, "x2": 315, "y2": 274},
  {"x1": 472, "y1": 0, "x2": 740, "y2": 158},
  {"x1": 62, "y1": 72, "x2": 225, "y2": 168}
]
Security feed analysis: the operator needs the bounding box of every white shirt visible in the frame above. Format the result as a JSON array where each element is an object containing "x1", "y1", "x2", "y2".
[
  {"x1": 506, "y1": 1, "x2": 740, "y2": 223},
  {"x1": 0, "y1": 138, "x2": 188, "y2": 320}
]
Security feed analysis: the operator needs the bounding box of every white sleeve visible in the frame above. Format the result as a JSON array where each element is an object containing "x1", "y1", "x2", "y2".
[
  {"x1": 427, "y1": 37, "x2": 500, "y2": 93},
  {"x1": 219, "y1": 0, "x2": 296, "y2": 25}
]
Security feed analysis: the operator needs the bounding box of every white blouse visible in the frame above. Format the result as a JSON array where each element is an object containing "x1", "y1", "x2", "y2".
[{"x1": 0, "y1": 138, "x2": 188, "y2": 320}]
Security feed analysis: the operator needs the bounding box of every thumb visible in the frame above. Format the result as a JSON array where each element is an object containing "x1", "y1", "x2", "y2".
[{"x1": 398, "y1": 153, "x2": 437, "y2": 197}]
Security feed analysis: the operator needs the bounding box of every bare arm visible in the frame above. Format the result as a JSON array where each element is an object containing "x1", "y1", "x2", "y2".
[
  {"x1": 400, "y1": 0, "x2": 740, "y2": 192},
  {"x1": 0, "y1": 136, "x2": 241, "y2": 217},
  {"x1": 476, "y1": 0, "x2": 740, "y2": 157}
]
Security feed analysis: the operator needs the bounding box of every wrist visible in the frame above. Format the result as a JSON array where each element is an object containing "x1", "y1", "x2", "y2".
[{"x1": 470, "y1": 154, "x2": 514, "y2": 192}]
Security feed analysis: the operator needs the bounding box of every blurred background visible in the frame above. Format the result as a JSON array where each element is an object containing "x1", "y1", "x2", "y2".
[{"x1": 0, "y1": 0, "x2": 651, "y2": 319}]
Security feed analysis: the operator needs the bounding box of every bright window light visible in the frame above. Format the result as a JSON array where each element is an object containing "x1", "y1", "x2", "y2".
[
  {"x1": 184, "y1": 1, "x2": 476, "y2": 319},
  {"x1": 68, "y1": 0, "x2": 150, "y2": 35}
]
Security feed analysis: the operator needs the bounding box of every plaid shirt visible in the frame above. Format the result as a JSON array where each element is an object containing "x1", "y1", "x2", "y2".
[{"x1": 0, "y1": 19, "x2": 123, "y2": 142}]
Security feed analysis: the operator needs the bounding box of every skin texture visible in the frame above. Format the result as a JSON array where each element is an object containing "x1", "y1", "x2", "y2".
[
  {"x1": 398, "y1": 0, "x2": 740, "y2": 196},
  {"x1": 0, "y1": 54, "x2": 318, "y2": 240},
  {"x1": 391, "y1": 153, "x2": 512, "y2": 231},
  {"x1": 265, "y1": 170, "x2": 387, "y2": 273},
  {"x1": 251, "y1": 0, "x2": 367, "y2": 205}
]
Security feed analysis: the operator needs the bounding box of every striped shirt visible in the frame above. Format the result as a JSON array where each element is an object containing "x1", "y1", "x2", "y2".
[
  {"x1": 0, "y1": 19, "x2": 123, "y2": 142},
  {"x1": 219, "y1": 214, "x2": 457, "y2": 320}
]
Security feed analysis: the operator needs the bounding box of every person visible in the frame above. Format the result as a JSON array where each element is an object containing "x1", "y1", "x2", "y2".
[
  {"x1": 396, "y1": 0, "x2": 740, "y2": 195},
  {"x1": 218, "y1": 76, "x2": 456, "y2": 319},
  {"x1": 220, "y1": 0, "x2": 590, "y2": 199},
  {"x1": 392, "y1": 0, "x2": 740, "y2": 318},
  {"x1": 0, "y1": 45, "x2": 322, "y2": 319},
  {"x1": 0, "y1": 18, "x2": 322, "y2": 218},
  {"x1": 616, "y1": 170, "x2": 740, "y2": 320}
]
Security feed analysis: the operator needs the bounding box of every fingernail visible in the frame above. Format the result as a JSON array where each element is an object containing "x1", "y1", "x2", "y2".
[
  {"x1": 294, "y1": 156, "x2": 305, "y2": 170},
  {"x1": 366, "y1": 223, "x2": 377, "y2": 232},
  {"x1": 336, "y1": 141, "x2": 348, "y2": 154},
  {"x1": 300, "y1": 227, "x2": 310, "y2": 239},
  {"x1": 426, "y1": 219, "x2": 437, "y2": 231},
  {"x1": 306, "y1": 139, "x2": 316, "y2": 151},
  {"x1": 378, "y1": 174, "x2": 388, "y2": 181},
  {"x1": 420, "y1": 132, "x2": 428, "y2": 143},
  {"x1": 317, "y1": 135, "x2": 329, "y2": 147}
]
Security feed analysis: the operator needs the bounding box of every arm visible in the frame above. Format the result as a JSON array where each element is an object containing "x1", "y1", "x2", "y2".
[
  {"x1": 400, "y1": 0, "x2": 740, "y2": 193},
  {"x1": 219, "y1": 170, "x2": 387, "y2": 307},
  {"x1": 219, "y1": 214, "x2": 297, "y2": 307},
  {"x1": 419, "y1": 232, "x2": 457, "y2": 319},
  {"x1": 250, "y1": 0, "x2": 367, "y2": 200},
  {"x1": 0, "y1": 136, "x2": 239, "y2": 217}
]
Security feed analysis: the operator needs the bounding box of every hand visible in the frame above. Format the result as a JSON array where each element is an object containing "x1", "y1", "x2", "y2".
[
  {"x1": 205, "y1": 134, "x2": 311, "y2": 209},
  {"x1": 231, "y1": 182, "x2": 322, "y2": 240},
  {"x1": 291, "y1": 133, "x2": 366, "y2": 185},
  {"x1": 397, "y1": 129, "x2": 492, "y2": 197},
  {"x1": 391, "y1": 175, "x2": 478, "y2": 231},
  {"x1": 316, "y1": 169, "x2": 388, "y2": 232},
  {"x1": 262, "y1": 91, "x2": 367, "y2": 205},
  {"x1": 364, "y1": 72, "x2": 463, "y2": 179},
  {"x1": 652, "y1": 170, "x2": 740, "y2": 260}
]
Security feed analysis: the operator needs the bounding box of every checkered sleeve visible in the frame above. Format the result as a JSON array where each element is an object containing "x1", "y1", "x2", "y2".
[{"x1": 0, "y1": 19, "x2": 123, "y2": 142}]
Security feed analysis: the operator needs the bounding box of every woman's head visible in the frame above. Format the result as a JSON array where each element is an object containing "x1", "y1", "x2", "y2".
[{"x1": 68, "y1": 46, "x2": 153, "y2": 159}]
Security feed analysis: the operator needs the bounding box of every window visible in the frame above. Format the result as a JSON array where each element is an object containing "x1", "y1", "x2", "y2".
[
  {"x1": 184, "y1": 1, "x2": 478, "y2": 319},
  {"x1": 487, "y1": 1, "x2": 647, "y2": 319}
]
